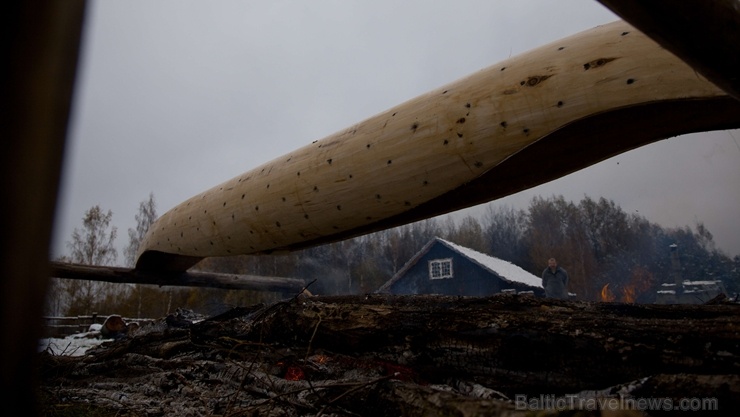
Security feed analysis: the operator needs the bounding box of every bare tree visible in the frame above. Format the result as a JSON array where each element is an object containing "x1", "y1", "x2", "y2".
[
  {"x1": 122, "y1": 194, "x2": 160, "y2": 316},
  {"x1": 68, "y1": 205, "x2": 118, "y2": 265},
  {"x1": 124, "y1": 193, "x2": 157, "y2": 267},
  {"x1": 481, "y1": 204, "x2": 529, "y2": 268},
  {"x1": 447, "y1": 215, "x2": 486, "y2": 252},
  {"x1": 63, "y1": 205, "x2": 118, "y2": 315},
  {"x1": 525, "y1": 196, "x2": 596, "y2": 299}
]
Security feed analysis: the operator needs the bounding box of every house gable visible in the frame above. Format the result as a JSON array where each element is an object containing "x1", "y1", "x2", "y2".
[{"x1": 378, "y1": 238, "x2": 543, "y2": 296}]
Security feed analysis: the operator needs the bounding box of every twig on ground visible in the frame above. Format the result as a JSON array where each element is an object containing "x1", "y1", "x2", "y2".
[
  {"x1": 315, "y1": 375, "x2": 394, "y2": 417},
  {"x1": 304, "y1": 315, "x2": 322, "y2": 362}
]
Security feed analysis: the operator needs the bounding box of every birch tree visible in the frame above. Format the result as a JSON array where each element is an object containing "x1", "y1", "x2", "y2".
[
  {"x1": 68, "y1": 205, "x2": 118, "y2": 266},
  {"x1": 124, "y1": 193, "x2": 157, "y2": 267},
  {"x1": 63, "y1": 205, "x2": 118, "y2": 315}
]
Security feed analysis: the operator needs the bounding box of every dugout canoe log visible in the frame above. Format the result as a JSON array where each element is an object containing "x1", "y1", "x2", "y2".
[
  {"x1": 596, "y1": 0, "x2": 740, "y2": 100},
  {"x1": 136, "y1": 20, "x2": 740, "y2": 273}
]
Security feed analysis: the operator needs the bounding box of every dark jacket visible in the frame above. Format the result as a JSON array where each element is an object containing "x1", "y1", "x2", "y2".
[{"x1": 542, "y1": 266, "x2": 569, "y2": 299}]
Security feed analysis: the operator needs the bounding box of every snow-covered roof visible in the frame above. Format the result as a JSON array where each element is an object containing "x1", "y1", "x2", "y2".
[
  {"x1": 660, "y1": 280, "x2": 722, "y2": 288},
  {"x1": 684, "y1": 280, "x2": 722, "y2": 286},
  {"x1": 439, "y1": 239, "x2": 542, "y2": 288},
  {"x1": 377, "y1": 237, "x2": 542, "y2": 292}
]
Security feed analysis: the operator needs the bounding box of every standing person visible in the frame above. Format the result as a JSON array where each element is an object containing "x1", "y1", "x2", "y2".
[{"x1": 542, "y1": 258, "x2": 569, "y2": 299}]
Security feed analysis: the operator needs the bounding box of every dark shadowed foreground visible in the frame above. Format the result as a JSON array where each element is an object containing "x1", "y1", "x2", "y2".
[{"x1": 38, "y1": 294, "x2": 740, "y2": 416}]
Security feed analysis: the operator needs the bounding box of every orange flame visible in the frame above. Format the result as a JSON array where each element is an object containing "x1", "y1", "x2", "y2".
[
  {"x1": 600, "y1": 283, "x2": 616, "y2": 302},
  {"x1": 622, "y1": 285, "x2": 636, "y2": 303},
  {"x1": 311, "y1": 354, "x2": 330, "y2": 364},
  {"x1": 285, "y1": 366, "x2": 305, "y2": 381}
]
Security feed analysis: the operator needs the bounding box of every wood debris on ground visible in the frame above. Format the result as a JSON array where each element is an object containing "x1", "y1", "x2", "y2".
[{"x1": 38, "y1": 293, "x2": 740, "y2": 416}]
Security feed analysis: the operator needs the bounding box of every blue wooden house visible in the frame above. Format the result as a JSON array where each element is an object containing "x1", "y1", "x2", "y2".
[{"x1": 377, "y1": 237, "x2": 544, "y2": 296}]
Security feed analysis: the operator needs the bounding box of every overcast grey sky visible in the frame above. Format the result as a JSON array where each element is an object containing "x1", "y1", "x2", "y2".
[{"x1": 54, "y1": 0, "x2": 740, "y2": 262}]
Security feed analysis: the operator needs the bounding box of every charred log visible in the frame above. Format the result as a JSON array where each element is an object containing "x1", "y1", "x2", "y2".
[{"x1": 38, "y1": 294, "x2": 740, "y2": 416}]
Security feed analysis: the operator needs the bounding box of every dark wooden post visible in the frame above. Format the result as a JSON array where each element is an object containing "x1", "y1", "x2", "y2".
[{"x1": 0, "y1": 1, "x2": 87, "y2": 415}]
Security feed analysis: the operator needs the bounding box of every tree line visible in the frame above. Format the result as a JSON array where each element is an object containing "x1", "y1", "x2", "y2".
[{"x1": 47, "y1": 193, "x2": 740, "y2": 318}]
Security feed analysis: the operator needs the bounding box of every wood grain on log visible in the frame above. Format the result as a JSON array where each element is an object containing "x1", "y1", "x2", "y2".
[
  {"x1": 136, "y1": 20, "x2": 740, "y2": 273},
  {"x1": 596, "y1": 0, "x2": 740, "y2": 100}
]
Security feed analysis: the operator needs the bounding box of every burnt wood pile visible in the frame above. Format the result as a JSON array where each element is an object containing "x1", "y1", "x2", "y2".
[{"x1": 38, "y1": 294, "x2": 740, "y2": 416}]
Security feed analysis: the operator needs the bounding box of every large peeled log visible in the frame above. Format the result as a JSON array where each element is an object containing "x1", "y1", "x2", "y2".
[
  {"x1": 136, "y1": 20, "x2": 740, "y2": 273},
  {"x1": 596, "y1": 0, "x2": 740, "y2": 100}
]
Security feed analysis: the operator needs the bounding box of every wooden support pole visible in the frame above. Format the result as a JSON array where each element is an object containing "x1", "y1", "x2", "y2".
[
  {"x1": 0, "y1": 1, "x2": 87, "y2": 414},
  {"x1": 596, "y1": 0, "x2": 740, "y2": 100},
  {"x1": 50, "y1": 262, "x2": 306, "y2": 293},
  {"x1": 137, "y1": 20, "x2": 740, "y2": 273}
]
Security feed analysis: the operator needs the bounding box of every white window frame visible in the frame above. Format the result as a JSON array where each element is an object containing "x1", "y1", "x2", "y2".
[{"x1": 429, "y1": 258, "x2": 453, "y2": 279}]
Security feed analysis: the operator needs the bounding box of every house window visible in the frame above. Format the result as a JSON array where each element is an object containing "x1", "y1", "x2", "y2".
[{"x1": 429, "y1": 258, "x2": 453, "y2": 279}]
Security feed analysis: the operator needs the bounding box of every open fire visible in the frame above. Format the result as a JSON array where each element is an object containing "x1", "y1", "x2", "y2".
[
  {"x1": 600, "y1": 283, "x2": 616, "y2": 302},
  {"x1": 622, "y1": 285, "x2": 636, "y2": 303},
  {"x1": 600, "y1": 266, "x2": 654, "y2": 303},
  {"x1": 600, "y1": 283, "x2": 638, "y2": 303}
]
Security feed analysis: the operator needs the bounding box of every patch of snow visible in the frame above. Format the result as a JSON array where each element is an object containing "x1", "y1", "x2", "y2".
[{"x1": 39, "y1": 332, "x2": 107, "y2": 356}]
